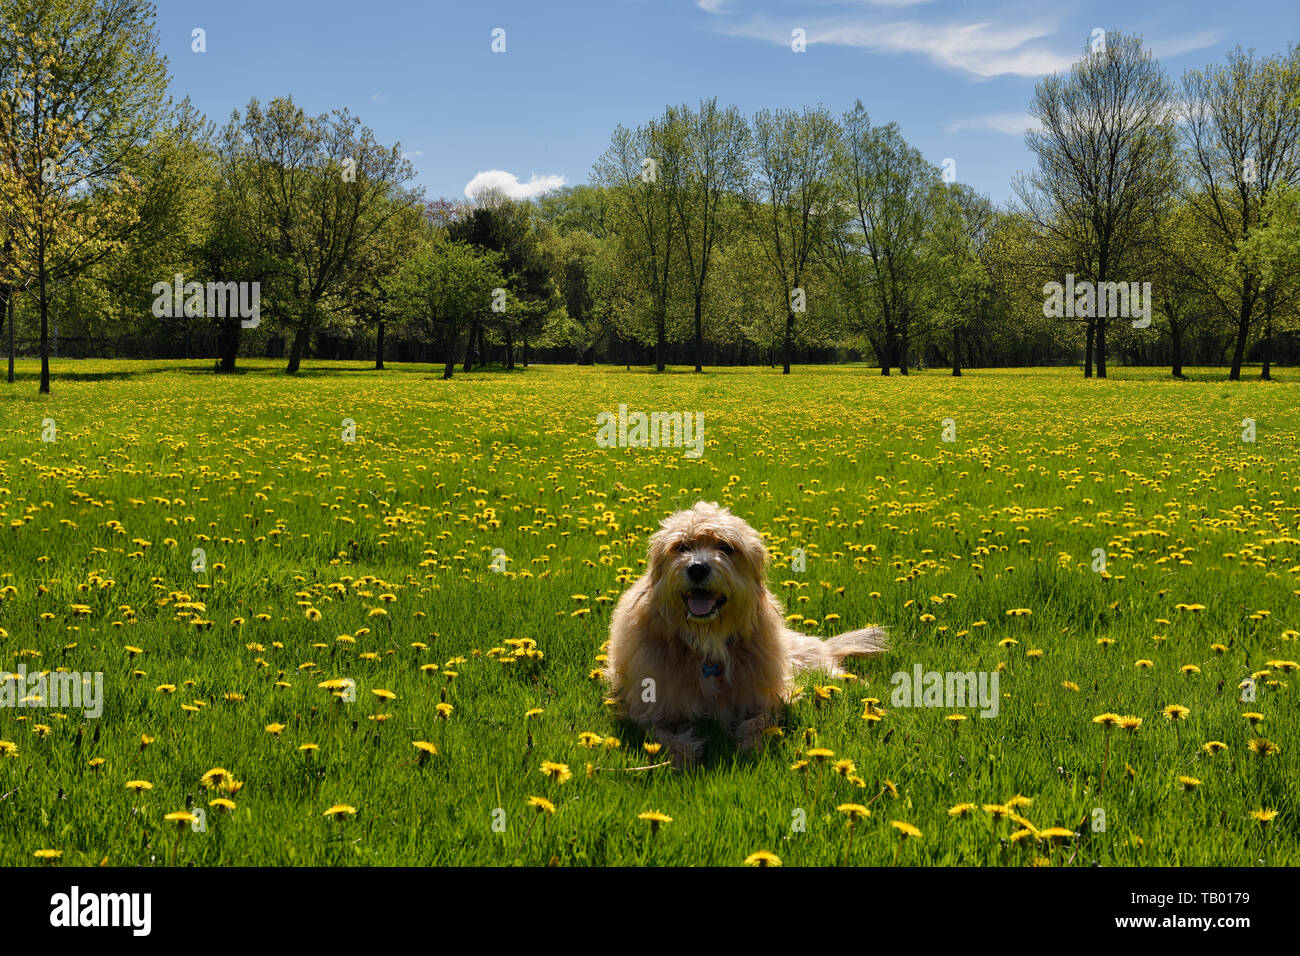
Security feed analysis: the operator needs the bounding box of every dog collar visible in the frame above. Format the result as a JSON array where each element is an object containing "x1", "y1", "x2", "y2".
[{"x1": 702, "y1": 662, "x2": 722, "y2": 677}]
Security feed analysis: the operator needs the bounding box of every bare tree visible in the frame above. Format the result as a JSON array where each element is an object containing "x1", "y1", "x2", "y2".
[
  {"x1": 745, "y1": 106, "x2": 839, "y2": 374},
  {"x1": 1016, "y1": 31, "x2": 1178, "y2": 377}
]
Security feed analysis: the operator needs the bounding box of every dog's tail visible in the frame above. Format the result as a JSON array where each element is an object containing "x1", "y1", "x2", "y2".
[
  {"x1": 826, "y1": 626, "x2": 889, "y2": 663},
  {"x1": 786, "y1": 625, "x2": 888, "y2": 677}
]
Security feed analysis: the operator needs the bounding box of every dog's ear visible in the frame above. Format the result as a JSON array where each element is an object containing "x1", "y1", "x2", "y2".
[
  {"x1": 737, "y1": 524, "x2": 770, "y2": 583},
  {"x1": 646, "y1": 526, "x2": 674, "y2": 571}
]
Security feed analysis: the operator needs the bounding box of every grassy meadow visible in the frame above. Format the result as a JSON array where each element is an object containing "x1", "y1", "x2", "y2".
[{"x1": 0, "y1": 359, "x2": 1296, "y2": 866}]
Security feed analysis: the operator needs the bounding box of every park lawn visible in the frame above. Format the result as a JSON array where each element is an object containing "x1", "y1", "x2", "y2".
[{"x1": 0, "y1": 359, "x2": 1296, "y2": 866}]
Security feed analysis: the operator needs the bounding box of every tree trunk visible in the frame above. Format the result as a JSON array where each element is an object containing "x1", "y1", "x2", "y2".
[
  {"x1": 505, "y1": 328, "x2": 515, "y2": 371},
  {"x1": 1260, "y1": 305, "x2": 1273, "y2": 380},
  {"x1": 375, "y1": 318, "x2": 385, "y2": 370},
  {"x1": 217, "y1": 318, "x2": 241, "y2": 373},
  {"x1": 1084, "y1": 320, "x2": 1094, "y2": 378},
  {"x1": 286, "y1": 322, "x2": 309, "y2": 374},
  {"x1": 655, "y1": 309, "x2": 666, "y2": 372},
  {"x1": 1229, "y1": 299, "x2": 1250, "y2": 381},
  {"x1": 6, "y1": 287, "x2": 13, "y2": 384},
  {"x1": 693, "y1": 291, "x2": 703, "y2": 373},
  {"x1": 951, "y1": 327, "x2": 962, "y2": 377},
  {"x1": 782, "y1": 309, "x2": 793, "y2": 375},
  {"x1": 898, "y1": 327, "x2": 909, "y2": 376},
  {"x1": 39, "y1": 267, "x2": 49, "y2": 394},
  {"x1": 1171, "y1": 322, "x2": 1184, "y2": 379},
  {"x1": 1095, "y1": 318, "x2": 1107, "y2": 378}
]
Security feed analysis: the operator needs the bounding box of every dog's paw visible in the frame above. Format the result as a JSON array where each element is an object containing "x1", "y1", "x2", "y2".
[
  {"x1": 732, "y1": 714, "x2": 771, "y2": 754},
  {"x1": 663, "y1": 734, "x2": 704, "y2": 770}
]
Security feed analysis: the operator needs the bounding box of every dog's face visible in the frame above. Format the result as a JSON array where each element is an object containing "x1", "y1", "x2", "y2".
[{"x1": 644, "y1": 502, "x2": 770, "y2": 655}]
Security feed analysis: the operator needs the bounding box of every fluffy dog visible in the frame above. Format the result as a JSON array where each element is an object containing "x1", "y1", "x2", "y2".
[{"x1": 603, "y1": 501, "x2": 887, "y2": 767}]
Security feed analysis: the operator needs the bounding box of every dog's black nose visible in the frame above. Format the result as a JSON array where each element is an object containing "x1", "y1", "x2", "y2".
[{"x1": 687, "y1": 561, "x2": 710, "y2": 583}]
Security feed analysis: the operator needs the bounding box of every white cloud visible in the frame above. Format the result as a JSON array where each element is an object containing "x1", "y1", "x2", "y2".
[
  {"x1": 370, "y1": 92, "x2": 387, "y2": 102},
  {"x1": 945, "y1": 112, "x2": 1042, "y2": 135},
  {"x1": 719, "y1": 14, "x2": 1074, "y2": 78},
  {"x1": 1147, "y1": 29, "x2": 1222, "y2": 60},
  {"x1": 463, "y1": 169, "x2": 566, "y2": 200},
  {"x1": 402, "y1": 150, "x2": 424, "y2": 159},
  {"x1": 697, "y1": 0, "x2": 731, "y2": 12}
]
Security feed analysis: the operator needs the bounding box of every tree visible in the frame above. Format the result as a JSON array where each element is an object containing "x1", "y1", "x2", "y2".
[
  {"x1": 1017, "y1": 31, "x2": 1178, "y2": 377},
  {"x1": 0, "y1": 0, "x2": 168, "y2": 393},
  {"x1": 745, "y1": 106, "x2": 840, "y2": 374},
  {"x1": 829, "y1": 102, "x2": 940, "y2": 375},
  {"x1": 385, "y1": 238, "x2": 504, "y2": 379},
  {"x1": 925, "y1": 183, "x2": 995, "y2": 376},
  {"x1": 1182, "y1": 47, "x2": 1300, "y2": 379},
  {"x1": 593, "y1": 117, "x2": 684, "y2": 371},
  {"x1": 219, "y1": 96, "x2": 417, "y2": 373},
  {"x1": 667, "y1": 98, "x2": 749, "y2": 372}
]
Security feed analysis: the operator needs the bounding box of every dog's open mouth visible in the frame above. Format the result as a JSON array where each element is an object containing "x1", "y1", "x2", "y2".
[{"x1": 684, "y1": 588, "x2": 726, "y2": 619}]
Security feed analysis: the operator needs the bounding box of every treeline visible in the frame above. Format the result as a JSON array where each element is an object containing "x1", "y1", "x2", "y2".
[{"x1": 1, "y1": 2, "x2": 1297, "y2": 392}]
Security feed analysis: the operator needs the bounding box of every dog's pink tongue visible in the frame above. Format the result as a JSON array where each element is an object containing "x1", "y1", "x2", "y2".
[{"x1": 688, "y1": 590, "x2": 717, "y2": 616}]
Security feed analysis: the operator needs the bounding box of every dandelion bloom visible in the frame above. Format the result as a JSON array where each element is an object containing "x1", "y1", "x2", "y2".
[
  {"x1": 1202, "y1": 741, "x2": 1228, "y2": 755},
  {"x1": 201, "y1": 768, "x2": 233, "y2": 791},
  {"x1": 539, "y1": 761, "x2": 572, "y2": 784},
  {"x1": 1250, "y1": 809, "x2": 1278, "y2": 824},
  {"x1": 324, "y1": 804, "x2": 357, "y2": 818},
  {"x1": 527, "y1": 796, "x2": 556, "y2": 815},
  {"x1": 1177, "y1": 776, "x2": 1201, "y2": 791},
  {"x1": 1039, "y1": 827, "x2": 1075, "y2": 842},
  {"x1": 948, "y1": 803, "x2": 977, "y2": 817},
  {"x1": 209, "y1": 798, "x2": 236, "y2": 811},
  {"x1": 1163, "y1": 705, "x2": 1190, "y2": 721},
  {"x1": 1092, "y1": 713, "x2": 1122, "y2": 728},
  {"x1": 34, "y1": 849, "x2": 63, "y2": 860},
  {"x1": 124, "y1": 780, "x2": 153, "y2": 792},
  {"x1": 1135, "y1": 659, "x2": 1154, "y2": 669},
  {"x1": 1248, "y1": 738, "x2": 1279, "y2": 757},
  {"x1": 637, "y1": 810, "x2": 672, "y2": 829},
  {"x1": 1119, "y1": 716, "x2": 1143, "y2": 732},
  {"x1": 1242, "y1": 712, "x2": 1264, "y2": 726},
  {"x1": 743, "y1": 850, "x2": 782, "y2": 867},
  {"x1": 164, "y1": 811, "x2": 197, "y2": 825},
  {"x1": 891, "y1": 821, "x2": 922, "y2": 839},
  {"x1": 837, "y1": 803, "x2": 871, "y2": 821}
]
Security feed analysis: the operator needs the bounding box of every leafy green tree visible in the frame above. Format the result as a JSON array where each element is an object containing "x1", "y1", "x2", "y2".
[
  {"x1": 1184, "y1": 48, "x2": 1300, "y2": 378},
  {"x1": 0, "y1": 0, "x2": 168, "y2": 392},
  {"x1": 385, "y1": 238, "x2": 504, "y2": 379},
  {"x1": 219, "y1": 96, "x2": 417, "y2": 373}
]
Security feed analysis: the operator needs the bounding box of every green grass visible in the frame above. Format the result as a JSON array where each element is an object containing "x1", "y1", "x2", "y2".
[{"x1": 1, "y1": 359, "x2": 1296, "y2": 866}]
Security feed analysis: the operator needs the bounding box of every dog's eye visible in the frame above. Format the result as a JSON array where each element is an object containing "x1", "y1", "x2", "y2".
[
  {"x1": 674, "y1": 542, "x2": 691, "y2": 554},
  {"x1": 718, "y1": 542, "x2": 735, "y2": 555}
]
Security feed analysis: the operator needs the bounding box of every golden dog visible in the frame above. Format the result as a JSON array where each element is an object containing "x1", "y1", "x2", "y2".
[{"x1": 603, "y1": 501, "x2": 887, "y2": 767}]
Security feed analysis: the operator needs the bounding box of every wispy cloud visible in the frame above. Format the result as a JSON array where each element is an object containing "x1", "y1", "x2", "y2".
[
  {"x1": 718, "y1": 14, "x2": 1075, "y2": 77},
  {"x1": 946, "y1": 112, "x2": 1041, "y2": 135},
  {"x1": 1147, "y1": 29, "x2": 1223, "y2": 60},
  {"x1": 464, "y1": 169, "x2": 566, "y2": 200},
  {"x1": 402, "y1": 150, "x2": 424, "y2": 160}
]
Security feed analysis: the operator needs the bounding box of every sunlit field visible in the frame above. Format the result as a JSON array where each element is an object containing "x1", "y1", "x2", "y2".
[{"x1": 1, "y1": 360, "x2": 1296, "y2": 866}]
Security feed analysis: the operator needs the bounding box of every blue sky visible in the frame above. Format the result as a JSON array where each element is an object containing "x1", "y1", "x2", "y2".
[{"x1": 158, "y1": 0, "x2": 1297, "y2": 207}]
